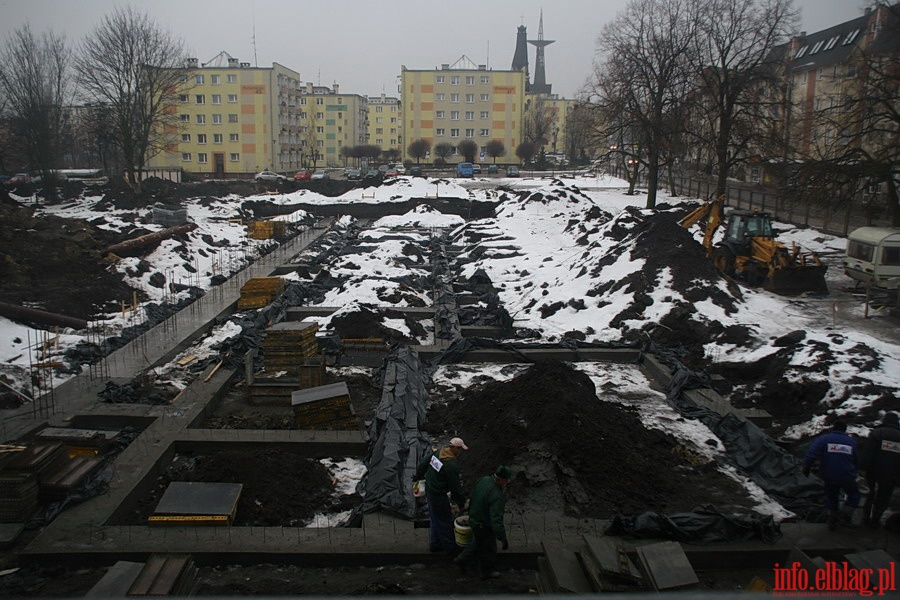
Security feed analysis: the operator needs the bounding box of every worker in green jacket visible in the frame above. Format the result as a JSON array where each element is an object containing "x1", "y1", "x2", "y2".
[
  {"x1": 454, "y1": 465, "x2": 513, "y2": 579},
  {"x1": 415, "y1": 437, "x2": 468, "y2": 553}
]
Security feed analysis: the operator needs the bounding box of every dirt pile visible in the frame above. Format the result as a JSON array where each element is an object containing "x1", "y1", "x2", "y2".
[
  {"x1": 433, "y1": 360, "x2": 749, "y2": 517},
  {"x1": 124, "y1": 449, "x2": 356, "y2": 527}
]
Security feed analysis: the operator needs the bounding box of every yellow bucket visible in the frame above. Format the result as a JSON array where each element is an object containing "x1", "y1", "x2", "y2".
[{"x1": 454, "y1": 516, "x2": 472, "y2": 547}]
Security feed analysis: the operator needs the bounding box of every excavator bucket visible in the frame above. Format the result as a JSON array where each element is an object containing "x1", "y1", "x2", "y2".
[{"x1": 763, "y1": 265, "x2": 829, "y2": 295}]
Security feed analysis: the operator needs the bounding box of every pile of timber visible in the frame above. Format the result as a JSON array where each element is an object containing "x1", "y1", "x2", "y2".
[
  {"x1": 250, "y1": 321, "x2": 324, "y2": 405},
  {"x1": 237, "y1": 277, "x2": 285, "y2": 309},
  {"x1": 247, "y1": 220, "x2": 286, "y2": 240},
  {"x1": 292, "y1": 382, "x2": 359, "y2": 430}
]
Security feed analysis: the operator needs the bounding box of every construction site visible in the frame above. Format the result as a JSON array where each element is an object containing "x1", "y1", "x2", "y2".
[{"x1": 0, "y1": 173, "x2": 898, "y2": 597}]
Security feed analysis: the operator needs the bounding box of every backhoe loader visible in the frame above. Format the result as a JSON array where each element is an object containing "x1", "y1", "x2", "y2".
[{"x1": 679, "y1": 196, "x2": 828, "y2": 294}]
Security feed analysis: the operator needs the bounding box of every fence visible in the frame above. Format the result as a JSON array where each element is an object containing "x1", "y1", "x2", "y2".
[{"x1": 613, "y1": 166, "x2": 892, "y2": 236}]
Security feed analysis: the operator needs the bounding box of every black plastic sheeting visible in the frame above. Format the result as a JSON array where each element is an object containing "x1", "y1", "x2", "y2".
[
  {"x1": 346, "y1": 347, "x2": 431, "y2": 525},
  {"x1": 662, "y1": 355, "x2": 824, "y2": 520},
  {"x1": 598, "y1": 344, "x2": 826, "y2": 543},
  {"x1": 427, "y1": 336, "x2": 642, "y2": 367},
  {"x1": 605, "y1": 504, "x2": 783, "y2": 544}
]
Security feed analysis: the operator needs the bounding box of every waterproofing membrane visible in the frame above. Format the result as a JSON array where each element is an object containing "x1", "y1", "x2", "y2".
[
  {"x1": 605, "y1": 504, "x2": 783, "y2": 544},
  {"x1": 349, "y1": 347, "x2": 431, "y2": 522}
]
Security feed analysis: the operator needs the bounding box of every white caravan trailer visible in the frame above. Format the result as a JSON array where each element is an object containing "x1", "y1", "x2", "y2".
[{"x1": 843, "y1": 227, "x2": 900, "y2": 288}]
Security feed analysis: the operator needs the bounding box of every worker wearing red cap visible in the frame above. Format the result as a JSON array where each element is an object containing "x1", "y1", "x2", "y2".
[{"x1": 415, "y1": 437, "x2": 469, "y2": 553}]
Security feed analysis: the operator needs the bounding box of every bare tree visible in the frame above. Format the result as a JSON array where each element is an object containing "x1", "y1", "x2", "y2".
[
  {"x1": 407, "y1": 139, "x2": 430, "y2": 164},
  {"x1": 484, "y1": 140, "x2": 506, "y2": 163},
  {"x1": 590, "y1": 0, "x2": 696, "y2": 208},
  {"x1": 688, "y1": 0, "x2": 797, "y2": 196},
  {"x1": 516, "y1": 141, "x2": 537, "y2": 165},
  {"x1": 75, "y1": 7, "x2": 186, "y2": 194},
  {"x1": 457, "y1": 139, "x2": 478, "y2": 163},
  {"x1": 0, "y1": 25, "x2": 72, "y2": 198},
  {"x1": 523, "y1": 94, "x2": 557, "y2": 150},
  {"x1": 434, "y1": 142, "x2": 453, "y2": 165}
]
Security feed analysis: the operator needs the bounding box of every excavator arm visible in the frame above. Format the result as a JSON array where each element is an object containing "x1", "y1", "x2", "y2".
[{"x1": 679, "y1": 195, "x2": 725, "y2": 257}]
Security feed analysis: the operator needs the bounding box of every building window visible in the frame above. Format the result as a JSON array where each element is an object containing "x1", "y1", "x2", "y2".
[
  {"x1": 180, "y1": 114, "x2": 190, "y2": 122},
  {"x1": 436, "y1": 110, "x2": 445, "y2": 119},
  {"x1": 436, "y1": 128, "x2": 445, "y2": 136},
  {"x1": 198, "y1": 153, "x2": 208, "y2": 163},
  {"x1": 212, "y1": 114, "x2": 222, "y2": 124},
  {"x1": 316, "y1": 97, "x2": 324, "y2": 105},
  {"x1": 480, "y1": 93, "x2": 489, "y2": 101},
  {"x1": 480, "y1": 75, "x2": 489, "y2": 83},
  {"x1": 227, "y1": 74, "x2": 237, "y2": 83},
  {"x1": 376, "y1": 128, "x2": 383, "y2": 134},
  {"x1": 480, "y1": 111, "x2": 489, "y2": 119},
  {"x1": 195, "y1": 74, "x2": 204, "y2": 85},
  {"x1": 451, "y1": 93, "x2": 460, "y2": 102},
  {"x1": 228, "y1": 113, "x2": 239, "y2": 123},
  {"x1": 376, "y1": 106, "x2": 383, "y2": 112},
  {"x1": 465, "y1": 128, "x2": 474, "y2": 137},
  {"x1": 229, "y1": 133, "x2": 239, "y2": 142},
  {"x1": 465, "y1": 94, "x2": 475, "y2": 103},
  {"x1": 465, "y1": 111, "x2": 474, "y2": 120},
  {"x1": 230, "y1": 153, "x2": 239, "y2": 161},
  {"x1": 751, "y1": 168, "x2": 761, "y2": 183},
  {"x1": 182, "y1": 153, "x2": 191, "y2": 161},
  {"x1": 210, "y1": 74, "x2": 220, "y2": 85},
  {"x1": 213, "y1": 133, "x2": 223, "y2": 144},
  {"x1": 451, "y1": 75, "x2": 460, "y2": 85},
  {"x1": 227, "y1": 94, "x2": 237, "y2": 103},
  {"x1": 195, "y1": 94, "x2": 205, "y2": 104},
  {"x1": 212, "y1": 94, "x2": 221, "y2": 104},
  {"x1": 181, "y1": 134, "x2": 191, "y2": 142},
  {"x1": 465, "y1": 76, "x2": 475, "y2": 85},
  {"x1": 178, "y1": 74, "x2": 188, "y2": 83},
  {"x1": 316, "y1": 126, "x2": 324, "y2": 134},
  {"x1": 450, "y1": 128, "x2": 460, "y2": 137},
  {"x1": 179, "y1": 94, "x2": 188, "y2": 103},
  {"x1": 436, "y1": 75, "x2": 445, "y2": 83},
  {"x1": 197, "y1": 134, "x2": 207, "y2": 144},
  {"x1": 451, "y1": 111, "x2": 460, "y2": 120},
  {"x1": 316, "y1": 112, "x2": 324, "y2": 119},
  {"x1": 846, "y1": 63, "x2": 858, "y2": 78},
  {"x1": 436, "y1": 93, "x2": 445, "y2": 101},
  {"x1": 196, "y1": 114, "x2": 206, "y2": 124},
  {"x1": 479, "y1": 128, "x2": 490, "y2": 136}
]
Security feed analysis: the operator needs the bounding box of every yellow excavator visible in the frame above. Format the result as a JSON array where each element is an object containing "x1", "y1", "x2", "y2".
[{"x1": 679, "y1": 196, "x2": 828, "y2": 294}]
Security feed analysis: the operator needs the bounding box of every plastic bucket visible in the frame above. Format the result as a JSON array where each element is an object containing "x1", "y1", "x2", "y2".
[{"x1": 454, "y1": 516, "x2": 472, "y2": 547}]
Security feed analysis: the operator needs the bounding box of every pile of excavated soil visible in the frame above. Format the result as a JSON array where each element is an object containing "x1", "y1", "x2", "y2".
[{"x1": 430, "y1": 360, "x2": 750, "y2": 517}]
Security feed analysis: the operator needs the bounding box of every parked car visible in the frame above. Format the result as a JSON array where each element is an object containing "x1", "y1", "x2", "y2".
[
  {"x1": 294, "y1": 170, "x2": 312, "y2": 181},
  {"x1": 393, "y1": 164, "x2": 406, "y2": 174},
  {"x1": 311, "y1": 169, "x2": 329, "y2": 180},
  {"x1": 364, "y1": 169, "x2": 382, "y2": 181},
  {"x1": 6, "y1": 173, "x2": 32, "y2": 186},
  {"x1": 377, "y1": 164, "x2": 390, "y2": 174},
  {"x1": 409, "y1": 166, "x2": 424, "y2": 177},
  {"x1": 255, "y1": 170, "x2": 287, "y2": 184},
  {"x1": 384, "y1": 168, "x2": 399, "y2": 178},
  {"x1": 472, "y1": 163, "x2": 482, "y2": 174},
  {"x1": 487, "y1": 164, "x2": 499, "y2": 174},
  {"x1": 346, "y1": 168, "x2": 362, "y2": 180},
  {"x1": 507, "y1": 166, "x2": 520, "y2": 177},
  {"x1": 456, "y1": 162, "x2": 474, "y2": 177}
]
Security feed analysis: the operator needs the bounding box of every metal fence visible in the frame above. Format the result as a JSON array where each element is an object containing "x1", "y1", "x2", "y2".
[{"x1": 618, "y1": 167, "x2": 893, "y2": 236}]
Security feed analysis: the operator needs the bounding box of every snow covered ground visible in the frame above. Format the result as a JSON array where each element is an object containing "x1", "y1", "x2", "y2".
[{"x1": 2, "y1": 173, "x2": 898, "y2": 451}]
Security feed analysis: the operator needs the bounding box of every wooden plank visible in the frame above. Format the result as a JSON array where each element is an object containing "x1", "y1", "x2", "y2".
[
  {"x1": 635, "y1": 541, "x2": 698, "y2": 591},
  {"x1": 85, "y1": 561, "x2": 144, "y2": 597}
]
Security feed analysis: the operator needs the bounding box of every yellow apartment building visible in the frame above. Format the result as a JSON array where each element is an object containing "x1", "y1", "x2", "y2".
[
  {"x1": 149, "y1": 52, "x2": 303, "y2": 177},
  {"x1": 366, "y1": 94, "x2": 403, "y2": 157},
  {"x1": 297, "y1": 83, "x2": 368, "y2": 169},
  {"x1": 401, "y1": 55, "x2": 526, "y2": 164}
]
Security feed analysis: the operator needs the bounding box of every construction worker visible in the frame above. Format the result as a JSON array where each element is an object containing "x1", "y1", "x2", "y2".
[
  {"x1": 803, "y1": 420, "x2": 861, "y2": 530},
  {"x1": 454, "y1": 465, "x2": 513, "y2": 579},
  {"x1": 861, "y1": 412, "x2": 900, "y2": 529},
  {"x1": 415, "y1": 437, "x2": 468, "y2": 553}
]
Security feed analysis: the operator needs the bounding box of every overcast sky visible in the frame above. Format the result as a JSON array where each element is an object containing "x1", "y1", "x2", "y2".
[{"x1": 1, "y1": 0, "x2": 873, "y2": 99}]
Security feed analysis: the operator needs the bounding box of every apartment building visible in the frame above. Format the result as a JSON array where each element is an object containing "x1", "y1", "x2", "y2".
[
  {"x1": 298, "y1": 83, "x2": 368, "y2": 168},
  {"x1": 756, "y1": 3, "x2": 900, "y2": 185},
  {"x1": 401, "y1": 55, "x2": 526, "y2": 164},
  {"x1": 366, "y1": 94, "x2": 402, "y2": 156},
  {"x1": 149, "y1": 52, "x2": 304, "y2": 177}
]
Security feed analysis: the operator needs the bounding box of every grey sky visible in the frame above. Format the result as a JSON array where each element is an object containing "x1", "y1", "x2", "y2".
[{"x1": 1, "y1": 0, "x2": 873, "y2": 99}]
